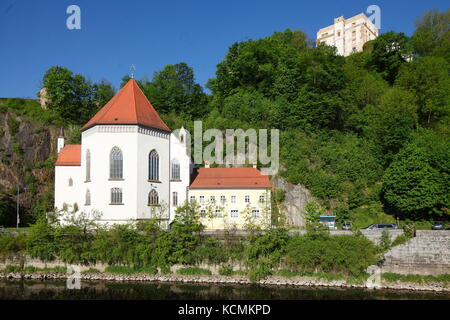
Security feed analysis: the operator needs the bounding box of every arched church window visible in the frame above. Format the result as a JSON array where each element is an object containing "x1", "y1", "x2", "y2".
[
  {"x1": 68, "y1": 178, "x2": 73, "y2": 187},
  {"x1": 148, "y1": 150, "x2": 159, "y2": 181},
  {"x1": 85, "y1": 189, "x2": 91, "y2": 206},
  {"x1": 86, "y1": 149, "x2": 91, "y2": 181},
  {"x1": 111, "y1": 187, "x2": 122, "y2": 204},
  {"x1": 110, "y1": 147, "x2": 123, "y2": 179},
  {"x1": 171, "y1": 159, "x2": 180, "y2": 180},
  {"x1": 148, "y1": 189, "x2": 159, "y2": 206}
]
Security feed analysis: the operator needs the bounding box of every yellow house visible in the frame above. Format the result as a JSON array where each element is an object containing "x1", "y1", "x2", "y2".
[{"x1": 189, "y1": 167, "x2": 272, "y2": 230}]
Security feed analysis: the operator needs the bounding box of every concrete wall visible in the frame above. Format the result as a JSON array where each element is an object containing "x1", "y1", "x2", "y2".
[{"x1": 382, "y1": 230, "x2": 450, "y2": 275}]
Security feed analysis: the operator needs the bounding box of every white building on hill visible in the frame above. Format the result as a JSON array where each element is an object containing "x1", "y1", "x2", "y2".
[
  {"x1": 54, "y1": 79, "x2": 271, "y2": 229},
  {"x1": 316, "y1": 13, "x2": 378, "y2": 56}
]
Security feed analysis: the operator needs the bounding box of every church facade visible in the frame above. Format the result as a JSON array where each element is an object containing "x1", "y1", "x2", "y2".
[{"x1": 54, "y1": 79, "x2": 271, "y2": 229}]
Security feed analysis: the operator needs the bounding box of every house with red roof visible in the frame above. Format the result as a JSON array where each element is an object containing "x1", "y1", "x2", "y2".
[{"x1": 54, "y1": 79, "x2": 271, "y2": 229}]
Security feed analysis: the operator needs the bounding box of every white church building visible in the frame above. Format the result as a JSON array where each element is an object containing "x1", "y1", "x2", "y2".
[{"x1": 54, "y1": 79, "x2": 272, "y2": 229}]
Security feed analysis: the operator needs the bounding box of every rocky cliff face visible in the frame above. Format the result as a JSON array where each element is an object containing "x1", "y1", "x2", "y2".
[
  {"x1": 270, "y1": 176, "x2": 314, "y2": 227},
  {"x1": 0, "y1": 111, "x2": 62, "y2": 224}
]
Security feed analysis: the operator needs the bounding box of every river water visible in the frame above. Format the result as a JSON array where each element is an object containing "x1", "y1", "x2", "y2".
[{"x1": 0, "y1": 279, "x2": 449, "y2": 300}]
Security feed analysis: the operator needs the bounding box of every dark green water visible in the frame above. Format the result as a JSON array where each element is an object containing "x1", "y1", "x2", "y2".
[{"x1": 0, "y1": 279, "x2": 449, "y2": 300}]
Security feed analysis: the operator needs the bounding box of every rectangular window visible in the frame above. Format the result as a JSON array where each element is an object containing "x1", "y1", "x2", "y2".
[
  {"x1": 252, "y1": 209, "x2": 260, "y2": 218},
  {"x1": 231, "y1": 210, "x2": 239, "y2": 218},
  {"x1": 199, "y1": 196, "x2": 205, "y2": 204},
  {"x1": 231, "y1": 196, "x2": 236, "y2": 203},
  {"x1": 220, "y1": 195, "x2": 226, "y2": 204},
  {"x1": 245, "y1": 195, "x2": 250, "y2": 203},
  {"x1": 210, "y1": 196, "x2": 216, "y2": 204},
  {"x1": 200, "y1": 209, "x2": 206, "y2": 217},
  {"x1": 259, "y1": 195, "x2": 265, "y2": 202},
  {"x1": 190, "y1": 195, "x2": 195, "y2": 203},
  {"x1": 172, "y1": 192, "x2": 178, "y2": 206},
  {"x1": 214, "y1": 209, "x2": 222, "y2": 218}
]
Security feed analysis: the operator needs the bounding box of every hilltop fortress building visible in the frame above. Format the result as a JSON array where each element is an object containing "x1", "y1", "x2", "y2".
[{"x1": 316, "y1": 13, "x2": 378, "y2": 56}]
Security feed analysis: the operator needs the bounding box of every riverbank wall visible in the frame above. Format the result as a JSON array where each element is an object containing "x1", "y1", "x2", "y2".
[
  {"x1": 382, "y1": 230, "x2": 450, "y2": 276},
  {"x1": 1, "y1": 271, "x2": 449, "y2": 293}
]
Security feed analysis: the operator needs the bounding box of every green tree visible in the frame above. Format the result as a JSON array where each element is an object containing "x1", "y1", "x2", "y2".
[
  {"x1": 396, "y1": 56, "x2": 450, "y2": 125},
  {"x1": 92, "y1": 79, "x2": 116, "y2": 109},
  {"x1": 362, "y1": 87, "x2": 418, "y2": 163},
  {"x1": 369, "y1": 32, "x2": 413, "y2": 85},
  {"x1": 382, "y1": 130, "x2": 450, "y2": 219},
  {"x1": 412, "y1": 9, "x2": 450, "y2": 58},
  {"x1": 142, "y1": 63, "x2": 208, "y2": 117},
  {"x1": 42, "y1": 66, "x2": 96, "y2": 124}
]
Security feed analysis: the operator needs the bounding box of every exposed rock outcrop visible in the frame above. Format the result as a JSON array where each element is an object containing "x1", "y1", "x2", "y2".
[{"x1": 270, "y1": 176, "x2": 314, "y2": 227}]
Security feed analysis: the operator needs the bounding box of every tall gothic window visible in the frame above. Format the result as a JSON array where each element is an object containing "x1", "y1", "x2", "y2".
[
  {"x1": 111, "y1": 188, "x2": 122, "y2": 204},
  {"x1": 148, "y1": 189, "x2": 159, "y2": 206},
  {"x1": 148, "y1": 150, "x2": 159, "y2": 181},
  {"x1": 110, "y1": 147, "x2": 123, "y2": 179},
  {"x1": 86, "y1": 149, "x2": 91, "y2": 181},
  {"x1": 172, "y1": 192, "x2": 178, "y2": 206},
  {"x1": 85, "y1": 189, "x2": 91, "y2": 206},
  {"x1": 68, "y1": 178, "x2": 73, "y2": 187},
  {"x1": 171, "y1": 159, "x2": 180, "y2": 180}
]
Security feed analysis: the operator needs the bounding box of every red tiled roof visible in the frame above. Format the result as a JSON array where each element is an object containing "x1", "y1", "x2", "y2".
[
  {"x1": 81, "y1": 79, "x2": 171, "y2": 132},
  {"x1": 189, "y1": 168, "x2": 272, "y2": 189},
  {"x1": 55, "y1": 145, "x2": 81, "y2": 166}
]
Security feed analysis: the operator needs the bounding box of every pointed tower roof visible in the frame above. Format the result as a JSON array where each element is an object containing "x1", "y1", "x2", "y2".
[{"x1": 81, "y1": 79, "x2": 171, "y2": 132}]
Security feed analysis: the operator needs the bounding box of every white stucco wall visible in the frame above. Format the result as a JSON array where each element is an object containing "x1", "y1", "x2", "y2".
[
  {"x1": 169, "y1": 127, "x2": 192, "y2": 221},
  {"x1": 54, "y1": 165, "x2": 82, "y2": 212}
]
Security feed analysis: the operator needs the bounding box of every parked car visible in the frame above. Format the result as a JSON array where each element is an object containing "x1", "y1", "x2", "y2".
[
  {"x1": 431, "y1": 221, "x2": 446, "y2": 230},
  {"x1": 342, "y1": 222, "x2": 352, "y2": 230},
  {"x1": 364, "y1": 224, "x2": 398, "y2": 230}
]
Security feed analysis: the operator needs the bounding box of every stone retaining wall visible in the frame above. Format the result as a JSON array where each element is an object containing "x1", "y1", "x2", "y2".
[
  {"x1": 382, "y1": 230, "x2": 450, "y2": 275},
  {"x1": 1, "y1": 272, "x2": 449, "y2": 292}
]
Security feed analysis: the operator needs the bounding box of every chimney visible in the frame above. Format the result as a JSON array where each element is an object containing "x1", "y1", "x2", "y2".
[
  {"x1": 252, "y1": 162, "x2": 257, "y2": 169},
  {"x1": 57, "y1": 137, "x2": 65, "y2": 153},
  {"x1": 204, "y1": 160, "x2": 210, "y2": 168}
]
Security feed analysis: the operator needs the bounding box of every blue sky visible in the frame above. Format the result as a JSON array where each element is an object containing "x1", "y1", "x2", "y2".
[{"x1": 0, "y1": 0, "x2": 448, "y2": 98}]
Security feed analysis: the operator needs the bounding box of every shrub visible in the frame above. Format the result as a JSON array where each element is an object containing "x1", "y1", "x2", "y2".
[
  {"x1": 379, "y1": 229, "x2": 392, "y2": 250},
  {"x1": 284, "y1": 233, "x2": 379, "y2": 276},
  {"x1": 176, "y1": 267, "x2": 212, "y2": 276},
  {"x1": 0, "y1": 234, "x2": 26, "y2": 258},
  {"x1": 7, "y1": 116, "x2": 20, "y2": 135},
  {"x1": 160, "y1": 265, "x2": 172, "y2": 274},
  {"x1": 218, "y1": 264, "x2": 233, "y2": 276},
  {"x1": 248, "y1": 260, "x2": 272, "y2": 282}
]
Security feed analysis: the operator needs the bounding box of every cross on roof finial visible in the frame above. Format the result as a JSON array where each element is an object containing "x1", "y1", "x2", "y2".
[{"x1": 130, "y1": 64, "x2": 136, "y2": 79}]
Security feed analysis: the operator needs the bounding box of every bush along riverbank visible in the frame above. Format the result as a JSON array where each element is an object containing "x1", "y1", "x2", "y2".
[{"x1": 1, "y1": 203, "x2": 441, "y2": 291}]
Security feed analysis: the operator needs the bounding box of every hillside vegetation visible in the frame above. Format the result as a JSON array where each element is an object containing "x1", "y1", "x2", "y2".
[{"x1": 0, "y1": 9, "x2": 449, "y2": 227}]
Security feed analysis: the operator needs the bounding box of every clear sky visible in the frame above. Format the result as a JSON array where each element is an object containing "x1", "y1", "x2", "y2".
[{"x1": 0, "y1": 0, "x2": 448, "y2": 98}]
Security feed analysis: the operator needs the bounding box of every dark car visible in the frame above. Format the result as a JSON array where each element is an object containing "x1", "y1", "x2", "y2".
[
  {"x1": 342, "y1": 222, "x2": 352, "y2": 230},
  {"x1": 431, "y1": 222, "x2": 446, "y2": 230},
  {"x1": 364, "y1": 224, "x2": 398, "y2": 230}
]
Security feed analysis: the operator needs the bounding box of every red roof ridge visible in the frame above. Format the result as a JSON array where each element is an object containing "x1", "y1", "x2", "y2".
[
  {"x1": 190, "y1": 167, "x2": 272, "y2": 189},
  {"x1": 81, "y1": 79, "x2": 170, "y2": 132}
]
